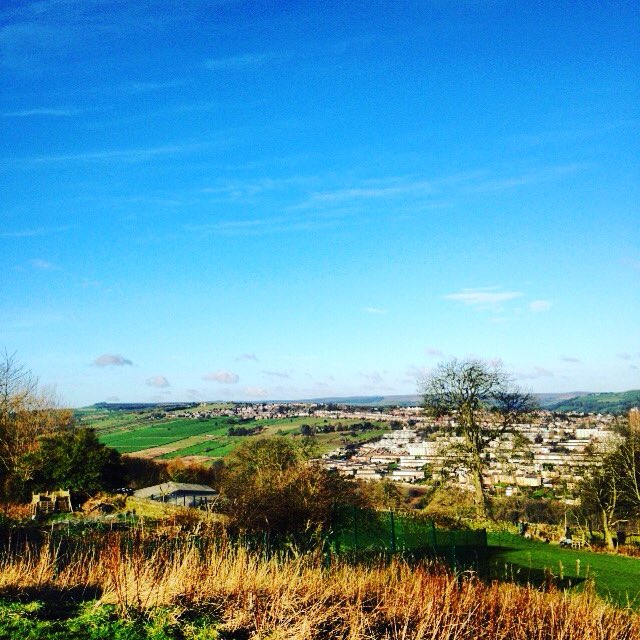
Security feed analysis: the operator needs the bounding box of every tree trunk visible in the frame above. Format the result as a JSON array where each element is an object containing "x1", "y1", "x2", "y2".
[
  {"x1": 471, "y1": 462, "x2": 488, "y2": 519},
  {"x1": 601, "y1": 509, "x2": 616, "y2": 550}
]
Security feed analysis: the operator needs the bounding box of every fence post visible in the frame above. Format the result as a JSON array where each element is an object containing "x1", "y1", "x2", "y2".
[
  {"x1": 450, "y1": 529, "x2": 456, "y2": 570},
  {"x1": 353, "y1": 505, "x2": 358, "y2": 553},
  {"x1": 389, "y1": 511, "x2": 396, "y2": 554}
]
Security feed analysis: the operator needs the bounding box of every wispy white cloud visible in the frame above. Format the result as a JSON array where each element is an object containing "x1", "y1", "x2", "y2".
[
  {"x1": 29, "y1": 258, "x2": 60, "y2": 270},
  {"x1": 560, "y1": 356, "x2": 580, "y2": 363},
  {"x1": 244, "y1": 385, "x2": 268, "y2": 398},
  {"x1": 146, "y1": 375, "x2": 170, "y2": 388},
  {"x1": 200, "y1": 174, "x2": 322, "y2": 202},
  {"x1": 120, "y1": 79, "x2": 187, "y2": 94},
  {"x1": 93, "y1": 353, "x2": 133, "y2": 367},
  {"x1": 295, "y1": 165, "x2": 583, "y2": 211},
  {"x1": 236, "y1": 353, "x2": 258, "y2": 362},
  {"x1": 307, "y1": 179, "x2": 435, "y2": 205},
  {"x1": 0, "y1": 225, "x2": 73, "y2": 239},
  {"x1": 467, "y1": 164, "x2": 583, "y2": 193},
  {"x1": 364, "y1": 306, "x2": 386, "y2": 315},
  {"x1": 425, "y1": 348, "x2": 443, "y2": 358},
  {"x1": 506, "y1": 121, "x2": 638, "y2": 149},
  {"x1": 2, "y1": 107, "x2": 81, "y2": 117},
  {"x1": 204, "y1": 51, "x2": 289, "y2": 71},
  {"x1": 261, "y1": 370, "x2": 290, "y2": 379},
  {"x1": 3, "y1": 142, "x2": 215, "y2": 169},
  {"x1": 443, "y1": 287, "x2": 523, "y2": 311},
  {"x1": 203, "y1": 370, "x2": 239, "y2": 384},
  {"x1": 182, "y1": 211, "x2": 346, "y2": 238},
  {"x1": 359, "y1": 369, "x2": 395, "y2": 393},
  {"x1": 529, "y1": 300, "x2": 552, "y2": 312},
  {"x1": 516, "y1": 366, "x2": 554, "y2": 380},
  {"x1": 405, "y1": 365, "x2": 429, "y2": 381}
]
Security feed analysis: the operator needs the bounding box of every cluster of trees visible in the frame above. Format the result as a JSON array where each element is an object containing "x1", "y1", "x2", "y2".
[
  {"x1": 227, "y1": 425, "x2": 264, "y2": 436},
  {"x1": 420, "y1": 359, "x2": 640, "y2": 545},
  {"x1": 0, "y1": 352, "x2": 114, "y2": 500},
  {"x1": 578, "y1": 409, "x2": 640, "y2": 548},
  {"x1": 300, "y1": 421, "x2": 378, "y2": 436},
  {"x1": 5, "y1": 350, "x2": 639, "y2": 550},
  {"x1": 0, "y1": 353, "x2": 368, "y2": 538},
  {"x1": 220, "y1": 437, "x2": 369, "y2": 540}
]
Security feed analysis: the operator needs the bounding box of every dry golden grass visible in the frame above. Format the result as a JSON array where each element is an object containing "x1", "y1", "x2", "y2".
[{"x1": 0, "y1": 535, "x2": 638, "y2": 639}]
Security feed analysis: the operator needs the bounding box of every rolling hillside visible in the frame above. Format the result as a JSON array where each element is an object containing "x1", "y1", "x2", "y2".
[{"x1": 547, "y1": 390, "x2": 640, "y2": 414}]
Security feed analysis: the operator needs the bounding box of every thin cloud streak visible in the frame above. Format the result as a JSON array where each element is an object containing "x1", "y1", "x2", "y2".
[
  {"x1": 261, "y1": 370, "x2": 290, "y2": 379},
  {"x1": 444, "y1": 288, "x2": 523, "y2": 308},
  {"x1": 0, "y1": 225, "x2": 74, "y2": 239},
  {"x1": 204, "y1": 51, "x2": 290, "y2": 71},
  {"x1": 529, "y1": 300, "x2": 552, "y2": 312},
  {"x1": 2, "y1": 141, "x2": 219, "y2": 168},
  {"x1": 296, "y1": 165, "x2": 583, "y2": 210},
  {"x1": 2, "y1": 107, "x2": 81, "y2": 117},
  {"x1": 29, "y1": 258, "x2": 60, "y2": 270}
]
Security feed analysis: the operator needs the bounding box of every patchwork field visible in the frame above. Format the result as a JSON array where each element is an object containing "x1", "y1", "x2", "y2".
[{"x1": 81, "y1": 407, "x2": 390, "y2": 461}]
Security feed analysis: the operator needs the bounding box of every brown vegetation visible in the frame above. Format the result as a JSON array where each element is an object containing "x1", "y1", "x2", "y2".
[{"x1": 0, "y1": 533, "x2": 638, "y2": 639}]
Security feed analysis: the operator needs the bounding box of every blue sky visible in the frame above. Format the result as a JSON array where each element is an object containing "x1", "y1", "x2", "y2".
[{"x1": 1, "y1": 0, "x2": 638, "y2": 406}]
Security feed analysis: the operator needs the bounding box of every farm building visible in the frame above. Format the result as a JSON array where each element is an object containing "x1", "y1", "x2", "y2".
[
  {"x1": 31, "y1": 489, "x2": 73, "y2": 515},
  {"x1": 134, "y1": 482, "x2": 217, "y2": 508}
]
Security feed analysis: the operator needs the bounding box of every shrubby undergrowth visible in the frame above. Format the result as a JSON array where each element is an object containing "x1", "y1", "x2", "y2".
[{"x1": 0, "y1": 531, "x2": 639, "y2": 640}]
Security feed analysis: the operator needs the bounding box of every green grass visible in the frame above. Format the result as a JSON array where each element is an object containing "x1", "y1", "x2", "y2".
[
  {"x1": 0, "y1": 600, "x2": 219, "y2": 640},
  {"x1": 487, "y1": 531, "x2": 640, "y2": 608},
  {"x1": 159, "y1": 435, "x2": 245, "y2": 459},
  {"x1": 91, "y1": 411, "x2": 391, "y2": 459},
  {"x1": 98, "y1": 418, "x2": 233, "y2": 453}
]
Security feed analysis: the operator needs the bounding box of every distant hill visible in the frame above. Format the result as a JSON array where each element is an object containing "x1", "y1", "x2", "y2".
[
  {"x1": 306, "y1": 393, "x2": 590, "y2": 408},
  {"x1": 86, "y1": 390, "x2": 640, "y2": 414},
  {"x1": 546, "y1": 390, "x2": 640, "y2": 414},
  {"x1": 304, "y1": 395, "x2": 421, "y2": 407},
  {"x1": 92, "y1": 402, "x2": 200, "y2": 412}
]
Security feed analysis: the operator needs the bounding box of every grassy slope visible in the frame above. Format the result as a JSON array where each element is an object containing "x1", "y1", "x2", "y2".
[
  {"x1": 98, "y1": 418, "x2": 233, "y2": 453},
  {"x1": 549, "y1": 390, "x2": 640, "y2": 414},
  {"x1": 88, "y1": 409, "x2": 390, "y2": 459},
  {"x1": 488, "y1": 531, "x2": 640, "y2": 607}
]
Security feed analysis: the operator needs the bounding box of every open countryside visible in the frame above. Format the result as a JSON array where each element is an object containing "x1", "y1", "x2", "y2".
[
  {"x1": 84, "y1": 405, "x2": 389, "y2": 460},
  {"x1": 2, "y1": 0, "x2": 638, "y2": 638}
]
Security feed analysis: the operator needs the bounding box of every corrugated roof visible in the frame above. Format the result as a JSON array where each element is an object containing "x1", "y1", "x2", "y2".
[{"x1": 134, "y1": 482, "x2": 216, "y2": 499}]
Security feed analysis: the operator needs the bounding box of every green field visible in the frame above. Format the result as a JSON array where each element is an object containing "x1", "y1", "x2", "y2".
[
  {"x1": 487, "y1": 531, "x2": 640, "y2": 607},
  {"x1": 87, "y1": 408, "x2": 391, "y2": 459},
  {"x1": 98, "y1": 418, "x2": 234, "y2": 453}
]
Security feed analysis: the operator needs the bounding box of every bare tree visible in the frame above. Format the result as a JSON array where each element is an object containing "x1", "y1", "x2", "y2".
[
  {"x1": 620, "y1": 409, "x2": 640, "y2": 510},
  {"x1": 0, "y1": 351, "x2": 72, "y2": 494},
  {"x1": 579, "y1": 443, "x2": 628, "y2": 549},
  {"x1": 420, "y1": 358, "x2": 536, "y2": 518}
]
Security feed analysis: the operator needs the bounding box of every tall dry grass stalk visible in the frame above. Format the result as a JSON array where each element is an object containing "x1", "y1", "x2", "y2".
[{"x1": 0, "y1": 535, "x2": 638, "y2": 639}]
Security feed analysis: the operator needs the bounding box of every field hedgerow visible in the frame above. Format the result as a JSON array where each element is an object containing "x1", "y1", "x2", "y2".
[{"x1": 0, "y1": 534, "x2": 639, "y2": 640}]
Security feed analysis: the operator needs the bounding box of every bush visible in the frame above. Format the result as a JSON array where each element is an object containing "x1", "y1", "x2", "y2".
[{"x1": 221, "y1": 438, "x2": 369, "y2": 539}]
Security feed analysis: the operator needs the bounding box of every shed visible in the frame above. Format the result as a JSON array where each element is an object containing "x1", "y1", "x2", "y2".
[
  {"x1": 31, "y1": 489, "x2": 73, "y2": 515},
  {"x1": 134, "y1": 482, "x2": 217, "y2": 508}
]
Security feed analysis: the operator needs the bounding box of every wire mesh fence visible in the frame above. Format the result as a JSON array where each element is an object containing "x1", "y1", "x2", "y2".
[{"x1": 328, "y1": 506, "x2": 487, "y2": 572}]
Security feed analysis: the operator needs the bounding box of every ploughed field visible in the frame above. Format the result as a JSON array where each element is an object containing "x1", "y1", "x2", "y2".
[{"x1": 79, "y1": 407, "x2": 389, "y2": 461}]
